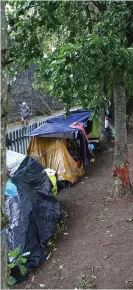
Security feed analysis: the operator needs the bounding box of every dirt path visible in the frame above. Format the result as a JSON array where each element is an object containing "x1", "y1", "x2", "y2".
[{"x1": 16, "y1": 135, "x2": 133, "y2": 289}]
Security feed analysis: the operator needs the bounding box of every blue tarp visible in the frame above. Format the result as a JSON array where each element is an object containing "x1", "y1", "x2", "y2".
[{"x1": 29, "y1": 110, "x2": 91, "y2": 139}]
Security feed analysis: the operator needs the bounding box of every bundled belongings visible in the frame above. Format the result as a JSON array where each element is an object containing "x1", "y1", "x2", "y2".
[
  {"x1": 67, "y1": 139, "x2": 81, "y2": 165},
  {"x1": 5, "y1": 156, "x2": 61, "y2": 283},
  {"x1": 69, "y1": 121, "x2": 94, "y2": 166}
]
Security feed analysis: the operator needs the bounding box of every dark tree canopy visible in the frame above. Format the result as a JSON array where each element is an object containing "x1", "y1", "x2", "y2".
[{"x1": 7, "y1": 1, "x2": 133, "y2": 109}]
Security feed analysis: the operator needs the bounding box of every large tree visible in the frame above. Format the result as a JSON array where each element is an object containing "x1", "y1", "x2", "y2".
[{"x1": 99, "y1": 2, "x2": 133, "y2": 195}]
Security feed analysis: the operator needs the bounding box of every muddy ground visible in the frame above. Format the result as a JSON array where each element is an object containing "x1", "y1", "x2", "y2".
[{"x1": 15, "y1": 134, "x2": 133, "y2": 289}]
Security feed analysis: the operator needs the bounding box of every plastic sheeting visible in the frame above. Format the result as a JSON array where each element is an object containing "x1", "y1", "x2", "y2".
[
  {"x1": 5, "y1": 179, "x2": 18, "y2": 197},
  {"x1": 5, "y1": 156, "x2": 61, "y2": 270},
  {"x1": 6, "y1": 150, "x2": 26, "y2": 175},
  {"x1": 28, "y1": 137, "x2": 84, "y2": 184}
]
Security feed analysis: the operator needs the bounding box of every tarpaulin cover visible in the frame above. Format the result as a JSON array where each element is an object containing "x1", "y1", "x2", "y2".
[
  {"x1": 6, "y1": 150, "x2": 26, "y2": 175},
  {"x1": 28, "y1": 137, "x2": 84, "y2": 183},
  {"x1": 29, "y1": 110, "x2": 91, "y2": 139},
  {"x1": 5, "y1": 156, "x2": 61, "y2": 269}
]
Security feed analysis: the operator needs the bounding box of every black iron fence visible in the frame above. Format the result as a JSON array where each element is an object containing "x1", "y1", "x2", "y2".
[{"x1": 6, "y1": 121, "x2": 46, "y2": 154}]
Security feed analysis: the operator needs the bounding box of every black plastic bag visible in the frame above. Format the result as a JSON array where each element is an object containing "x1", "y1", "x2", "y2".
[{"x1": 5, "y1": 157, "x2": 61, "y2": 272}]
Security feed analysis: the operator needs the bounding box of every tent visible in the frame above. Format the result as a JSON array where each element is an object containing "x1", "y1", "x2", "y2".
[
  {"x1": 28, "y1": 137, "x2": 84, "y2": 184},
  {"x1": 28, "y1": 110, "x2": 98, "y2": 183},
  {"x1": 88, "y1": 118, "x2": 99, "y2": 141}
]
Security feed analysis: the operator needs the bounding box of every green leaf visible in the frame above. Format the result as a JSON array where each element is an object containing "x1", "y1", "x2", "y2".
[
  {"x1": 8, "y1": 276, "x2": 17, "y2": 286},
  {"x1": 8, "y1": 263, "x2": 16, "y2": 269},
  {"x1": 9, "y1": 248, "x2": 19, "y2": 258},
  {"x1": 58, "y1": 53, "x2": 64, "y2": 60},
  {"x1": 19, "y1": 265, "x2": 27, "y2": 276},
  {"x1": 17, "y1": 257, "x2": 27, "y2": 264}
]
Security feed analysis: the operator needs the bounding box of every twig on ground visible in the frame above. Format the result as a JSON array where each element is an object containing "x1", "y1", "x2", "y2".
[
  {"x1": 91, "y1": 267, "x2": 96, "y2": 279},
  {"x1": 102, "y1": 242, "x2": 121, "y2": 247}
]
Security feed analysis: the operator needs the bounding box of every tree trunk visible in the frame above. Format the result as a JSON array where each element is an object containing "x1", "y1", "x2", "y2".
[
  {"x1": 112, "y1": 69, "x2": 132, "y2": 197},
  {"x1": 64, "y1": 102, "x2": 71, "y2": 117},
  {"x1": 1, "y1": 0, "x2": 9, "y2": 288},
  {"x1": 98, "y1": 74, "x2": 109, "y2": 149}
]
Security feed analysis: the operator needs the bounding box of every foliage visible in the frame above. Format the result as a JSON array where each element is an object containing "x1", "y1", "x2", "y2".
[
  {"x1": 6, "y1": 1, "x2": 98, "y2": 67},
  {"x1": 8, "y1": 248, "x2": 29, "y2": 286},
  {"x1": 6, "y1": 1, "x2": 133, "y2": 110},
  {"x1": 8, "y1": 276, "x2": 17, "y2": 286}
]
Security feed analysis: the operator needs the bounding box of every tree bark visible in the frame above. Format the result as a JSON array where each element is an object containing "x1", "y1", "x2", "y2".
[
  {"x1": 112, "y1": 69, "x2": 132, "y2": 197},
  {"x1": 1, "y1": 0, "x2": 9, "y2": 288},
  {"x1": 98, "y1": 74, "x2": 109, "y2": 149}
]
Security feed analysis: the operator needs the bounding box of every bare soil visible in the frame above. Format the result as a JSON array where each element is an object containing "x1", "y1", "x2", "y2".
[{"x1": 15, "y1": 134, "x2": 133, "y2": 289}]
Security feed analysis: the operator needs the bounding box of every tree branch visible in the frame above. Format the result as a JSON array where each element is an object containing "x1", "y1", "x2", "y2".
[{"x1": 91, "y1": 1, "x2": 107, "y2": 13}]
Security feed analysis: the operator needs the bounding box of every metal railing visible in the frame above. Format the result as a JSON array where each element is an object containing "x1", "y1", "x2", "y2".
[{"x1": 6, "y1": 121, "x2": 46, "y2": 154}]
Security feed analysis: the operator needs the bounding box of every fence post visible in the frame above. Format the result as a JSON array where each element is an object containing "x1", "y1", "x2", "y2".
[
  {"x1": 16, "y1": 130, "x2": 19, "y2": 152},
  {"x1": 19, "y1": 129, "x2": 22, "y2": 153},
  {"x1": 9, "y1": 132, "x2": 13, "y2": 150},
  {"x1": 13, "y1": 131, "x2": 16, "y2": 151}
]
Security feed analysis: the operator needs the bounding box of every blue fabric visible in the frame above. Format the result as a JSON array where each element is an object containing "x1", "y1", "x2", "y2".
[
  {"x1": 29, "y1": 110, "x2": 91, "y2": 139},
  {"x1": 5, "y1": 179, "x2": 18, "y2": 197},
  {"x1": 88, "y1": 144, "x2": 95, "y2": 151}
]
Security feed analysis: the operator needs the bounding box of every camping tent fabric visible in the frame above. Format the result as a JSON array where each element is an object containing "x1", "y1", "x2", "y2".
[
  {"x1": 29, "y1": 110, "x2": 91, "y2": 139},
  {"x1": 88, "y1": 118, "x2": 99, "y2": 139},
  {"x1": 5, "y1": 156, "x2": 61, "y2": 275},
  {"x1": 27, "y1": 137, "x2": 84, "y2": 183}
]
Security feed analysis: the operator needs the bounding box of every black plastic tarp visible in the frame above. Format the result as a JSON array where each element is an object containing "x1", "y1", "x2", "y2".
[{"x1": 5, "y1": 156, "x2": 61, "y2": 269}]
